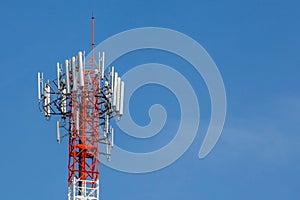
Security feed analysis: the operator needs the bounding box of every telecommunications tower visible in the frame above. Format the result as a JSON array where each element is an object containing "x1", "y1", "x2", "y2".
[{"x1": 37, "y1": 16, "x2": 125, "y2": 200}]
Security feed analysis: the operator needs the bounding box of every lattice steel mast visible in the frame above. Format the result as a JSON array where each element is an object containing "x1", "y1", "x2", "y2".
[{"x1": 37, "y1": 16, "x2": 124, "y2": 200}]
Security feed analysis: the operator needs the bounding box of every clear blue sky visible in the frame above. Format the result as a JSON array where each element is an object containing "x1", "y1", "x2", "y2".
[{"x1": 0, "y1": 0, "x2": 299, "y2": 199}]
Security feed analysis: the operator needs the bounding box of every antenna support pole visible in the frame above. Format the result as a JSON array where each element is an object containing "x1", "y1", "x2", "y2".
[{"x1": 92, "y1": 14, "x2": 95, "y2": 68}]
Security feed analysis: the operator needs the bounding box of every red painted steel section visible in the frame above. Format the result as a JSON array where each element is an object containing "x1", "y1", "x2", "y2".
[{"x1": 68, "y1": 16, "x2": 100, "y2": 189}]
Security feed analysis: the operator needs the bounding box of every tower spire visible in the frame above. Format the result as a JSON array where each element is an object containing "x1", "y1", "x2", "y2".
[{"x1": 92, "y1": 13, "x2": 95, "y2": 67}]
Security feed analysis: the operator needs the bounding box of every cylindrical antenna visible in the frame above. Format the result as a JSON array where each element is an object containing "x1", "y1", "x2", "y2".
[
  {"x1": 106, "y1": 142, "x2": 109, "y2": 160},
  {"x1": 111, "y1": 126, "x2": 114, "y2": 148},
  {"x1": 83, "y1": 51, "x2": 86, "y2": 70},
  {"x1": 37, "y1": 72, "x2": 41, "y2": 101},
  {"x1": 41, "y1": 73, "x2": 44, "y2": 94},
  {"x1": 113, "y1": 72, "x2": 118, "y2": 107},
  {"x1": 56, "y1": 120, "x2": 61, "y2": 144},
  {"x1": 65, "y1": 60, "x2": 70, "y2": 94},
  {"x1": 119, "y1": 81, "x2": 125, "y2": 116},
  {"x1": 78, "y1": 51, "x2": 85, "y2": 87},
  {"x1": 71, "y1": 56, "x2": 77, "y2": 91},
  {"x1": 98, "y1": 52, "x2": 101, "y2": 76},
  {"x1": 105, "y1": 114, "x2": 109, "y2": 135},
  {"x1": 57, "y1": 62, "x2": 61, "y2": 90},
  {"x1": 101, "y1": 52, "x2": 105, "y2": 79}
]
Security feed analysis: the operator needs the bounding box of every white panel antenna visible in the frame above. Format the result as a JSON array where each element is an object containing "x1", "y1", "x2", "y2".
[
  {"x1": 56, "y1": 120, "x2": 61, "y2": 144},
  {"x1": 41, "y1": 73, "x2": 44, "y2": 94},
  {"x1": 119, "y1": 81, "x2": 125, "y2": 116},
  {"x1": 113, "y1": 72, "x2": 118, "y2": 107},
  {"x1": 111, "y1": 66, "x2": 114, "y2": 93},
  {"x1": 83, "y1": 51, "x2": 86, "y2": 64},
  {"x1": 116, "y1": 77, "x2": 121, "y2": 112},
  {"x1": 37, "y1": 72, "x2": 41, "y2": 101},
  {"x1": 65, "y1": 60, "x2": 70, "y2": 94},
  {"x1": 78, "y1": 51, "x2": 85, "y2": 87},
  {"x1": 71, "y1": 56, "x2": 77, "y2": 91},
  {"x1": 57, "y1": 62, "x2": 61, "y2": 90}
]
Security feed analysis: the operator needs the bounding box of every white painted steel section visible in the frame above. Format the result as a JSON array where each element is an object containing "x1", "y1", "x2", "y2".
[{"x1": 68, "y1": 178, "x2": 99, "y2": 200}]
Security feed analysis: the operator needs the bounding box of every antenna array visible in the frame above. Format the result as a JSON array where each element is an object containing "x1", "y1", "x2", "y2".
[{"x1": 37, "y1": 49, "x2": 124, "y2": 200}]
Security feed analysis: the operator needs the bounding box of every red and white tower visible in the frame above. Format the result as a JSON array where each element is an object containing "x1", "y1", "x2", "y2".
[{"x1": 37, "y1": 17, "x2": 124, "y2": 200}]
